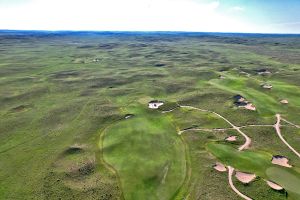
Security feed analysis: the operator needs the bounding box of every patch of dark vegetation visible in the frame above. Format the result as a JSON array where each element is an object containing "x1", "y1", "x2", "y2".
[
  {"x1": 1, "y1": 87, "x2": 49, "y2": 103},
  {"x1": 89, "y1": 77, "x2": 128, "y2": 89},
  {"x1": 51, "y1": 70, "x2": 81, "y2": 79},
  {"x1": 70, "y1": 53, "x2": 95, "y2": 58},
  {"x1": 0, "y1": 64, "x2": 44, "y2": 77},
  {"x1": 218, "y1": 58, "x2": 230, "y2": 64},
  {"x1": 130, "y1": 73, "x2": 167, "y2": 80},
  {"x1": 159, "y1": 102, "x2": 179, "y2": 111},
  {"x1": 127, "y1": 53, "x2": 142, "y2": 58},
  {"x1": 98, "y1": 43, "x2": 119, "y2": 50},
  {"x1": 43, "y1": 164, "x2": 121, "y2": 200},
  {"x1": 67, "y1": 160, "x2": 96, "y2": 177},
  {"x1": 63, "y1": 145, "x2": 84, "y2": 155},
  {"x1": 178, "y1": 91, "x2": 232, "y2": 108},
  {"x1": 151, "y1": 49, "x2": 178, "y2": 55},
  {"x1": 39, "y1": 101, "x2": 83, "y2": 132},
  {"x1": 164, "y1": 83, "x2": 191, "y2": 94},
  {"x1": 154, "y1": 63, "x2": 166, "y2": 67},
  {"x1": 182, "y1": 125, "x2": 199, "y2": 131},
  {"x1": 77, "y1": 45, "x2": 95, "y2": 49},
  {"x1": 10, "y1": 104, "x2": 30, "y2": 112},
  {"x1": 219, "y1": 67, "x2": 231, "y2": 72},
  {"x1": 79, "y1": 89, "x2": 95, "y2": 96},
  {"x1": 174, "y1": 71, "x2": 217, "y2": 80},
  {"x1": 128, "y1": 43, "x2": 148, "y2": 48}
]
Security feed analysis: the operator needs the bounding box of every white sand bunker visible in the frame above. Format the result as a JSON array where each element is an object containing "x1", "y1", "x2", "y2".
[
  {"x1": 280, "y1": 99, "x2": 289, "y2": 104},
  {"x1": 266, "y1": 180, "x2": 283, "y2": 190},
  {"x1": 271, "y1": 155, "x2": 292, "y2": 168},
  {"x1": 244, "y1": 103, "x2": 256, "y2": 111},
  {"x1": 225, "y1": 135, "x2": 237, "y2": 142},
  {"x1": 213, "y1": 162, "x2": 227, "y2": 172},
  {"x1": 261, "y1": 83, "x2": 273, "y2": 89},
  {"x1": 148, "y1": 100, "x2": 164, "y2": 109},
  {"x1": 235, "y1": 171, "x2": 256, "y2": 184}
]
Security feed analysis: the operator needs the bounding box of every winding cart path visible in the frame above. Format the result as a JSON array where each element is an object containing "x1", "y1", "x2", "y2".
[
  {"x1": 179, "y1": 105, "x2": 252, "y2": 151},
  {"x1": 228, "y1": 166, "x2": 252, "y2": 200},
  {"x1": 274, "y1": 114, "x2": 300, "y2": 158}
]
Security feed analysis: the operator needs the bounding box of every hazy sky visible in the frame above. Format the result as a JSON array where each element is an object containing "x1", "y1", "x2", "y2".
[{"x1": 0, "y1": 0, "x2": 299, "y2": 33}]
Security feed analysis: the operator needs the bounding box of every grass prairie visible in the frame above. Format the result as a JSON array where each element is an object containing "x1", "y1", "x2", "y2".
[{"x1": 0, "y1": 31, "x2": 299, "y2": 200}]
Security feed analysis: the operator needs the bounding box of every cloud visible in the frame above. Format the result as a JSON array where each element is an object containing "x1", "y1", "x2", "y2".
[
  {"x1": 231, "y1": 6, "x2": 244, "y2": 12},
  {"x1": 206, "y1": 1, "x2": 220, "y2": 10},
  {"x1": 0, "y1": 0, "x2": 256, "y2": 32},
  {"x1": 265, "y1": 21, "x2": 300, "y2": 33}
]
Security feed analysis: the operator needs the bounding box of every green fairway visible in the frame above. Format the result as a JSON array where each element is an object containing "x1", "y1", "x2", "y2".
[{"x1": 102, "y1": 107, "x2": 186, "y2": 200}]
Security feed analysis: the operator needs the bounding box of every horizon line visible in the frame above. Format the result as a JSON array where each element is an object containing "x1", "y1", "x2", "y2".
[{"x1": 0, "y1": 29, "x2": 299, "y2": 35}]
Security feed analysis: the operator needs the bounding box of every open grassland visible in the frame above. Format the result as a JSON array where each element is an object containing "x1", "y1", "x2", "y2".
[{"x1": 0, "y1": 31, "x2": 300, "y2": 200}]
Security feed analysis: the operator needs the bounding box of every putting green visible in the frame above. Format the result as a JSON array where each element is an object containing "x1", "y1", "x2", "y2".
[
  {"x1": 266, "y1": 167, "x2": 300, "y2": 198},
  {"x1": 101, "y1": 107, "x2": 186, "y2": 200}
]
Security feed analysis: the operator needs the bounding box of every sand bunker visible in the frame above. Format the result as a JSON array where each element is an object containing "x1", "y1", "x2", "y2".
[
  {"x1": 233, "y1": 95, "x2": 256, "y2": 111},
  {"x1": 213, "y1": 162, "x2": 227, "y2": 172},
  {"x1": 266, "y1": 180, "x2": 283, "y2": 190},
  {"x1": 225, "y1": 135, "x2": 237, "y2": 142},
  {"x1": 124, "y1": 114, "x2": 134, "y2": 119},
  {"x1": 261, "y1": 83, "x2": 273, "y2": 89},
  {"x1": 256, "y1": 69, "x2": 271, "y2": 75},
  {"x1": 271, "y1": 155, "x2": 292, "y2": 168},
  {"x1": 280, "y1": 99, "x2": 289, "y2": 104},
  {"x1": 244, "y1": 103, "x2": 256, "y2": 111},
  {"x1": 235, "y1": 171, "x2": 256, "y2": 184},
  {"x1": 148, "y1": 100, "x2": 164, "y2": 109}
]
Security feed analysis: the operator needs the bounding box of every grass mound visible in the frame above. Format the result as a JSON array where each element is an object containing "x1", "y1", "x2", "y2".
[{"x1": 43, "y1": 145, "x2": 121, "y2": 200}]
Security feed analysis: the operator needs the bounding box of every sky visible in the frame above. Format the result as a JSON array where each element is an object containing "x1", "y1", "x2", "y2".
[{"x1": 0, "y1": 0, "x2": 299, "y2": 33}]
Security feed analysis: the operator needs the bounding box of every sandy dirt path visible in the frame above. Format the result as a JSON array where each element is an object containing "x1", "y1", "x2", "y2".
[
  {"x1": 178, "y1": 127, "x2": 235, "y2": 135},
  {"x1": 228, "y1": 166, "x2": 252, "y2": 200},
  {"x1": 274, "y1": 114, "x2": 300, "y2": 158},
  {"x1": 281, "y1": 118, "x2": 300, "y2": 128},
  {"x1": 239, "y1": 124, "x2": 274, "y2": 128},
  {"x1": 179, "y1": 105, "x2": 251, "y2": 151}
]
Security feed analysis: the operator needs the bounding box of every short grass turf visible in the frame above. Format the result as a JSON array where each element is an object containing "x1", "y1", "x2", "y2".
[{"x1": 102, "y1": 106, "x2": 186, "y2": 200}]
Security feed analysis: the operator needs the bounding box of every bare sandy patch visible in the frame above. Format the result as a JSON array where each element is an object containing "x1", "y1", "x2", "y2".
[
  {"x1": 244, "y1": 103, "x2": 256, "y2": 111},
  {"x1": 261, "y1": 83, "x2": 273, "y2": 89},
  {"x1": 280, "y1": 99, "x2": 288, "y2": 104},
  {"x1": 266, "y1": 180, "x2": 283, "y2": 190},
  {"x1": 213, "y1": 162, "x2": 227, "y2": 172},
  {"x1": 228, "y1": 166, "x2": 253, "y2": 200},
  {"x1": 225, "y1": 135, "x2": 237, "y2": 142},
  {"x1": 271, "y1": 155, "x2": 292, "y2": 168},
  {"x1": 235, "y1": 171, "x2": 256, "y2": 184}
]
